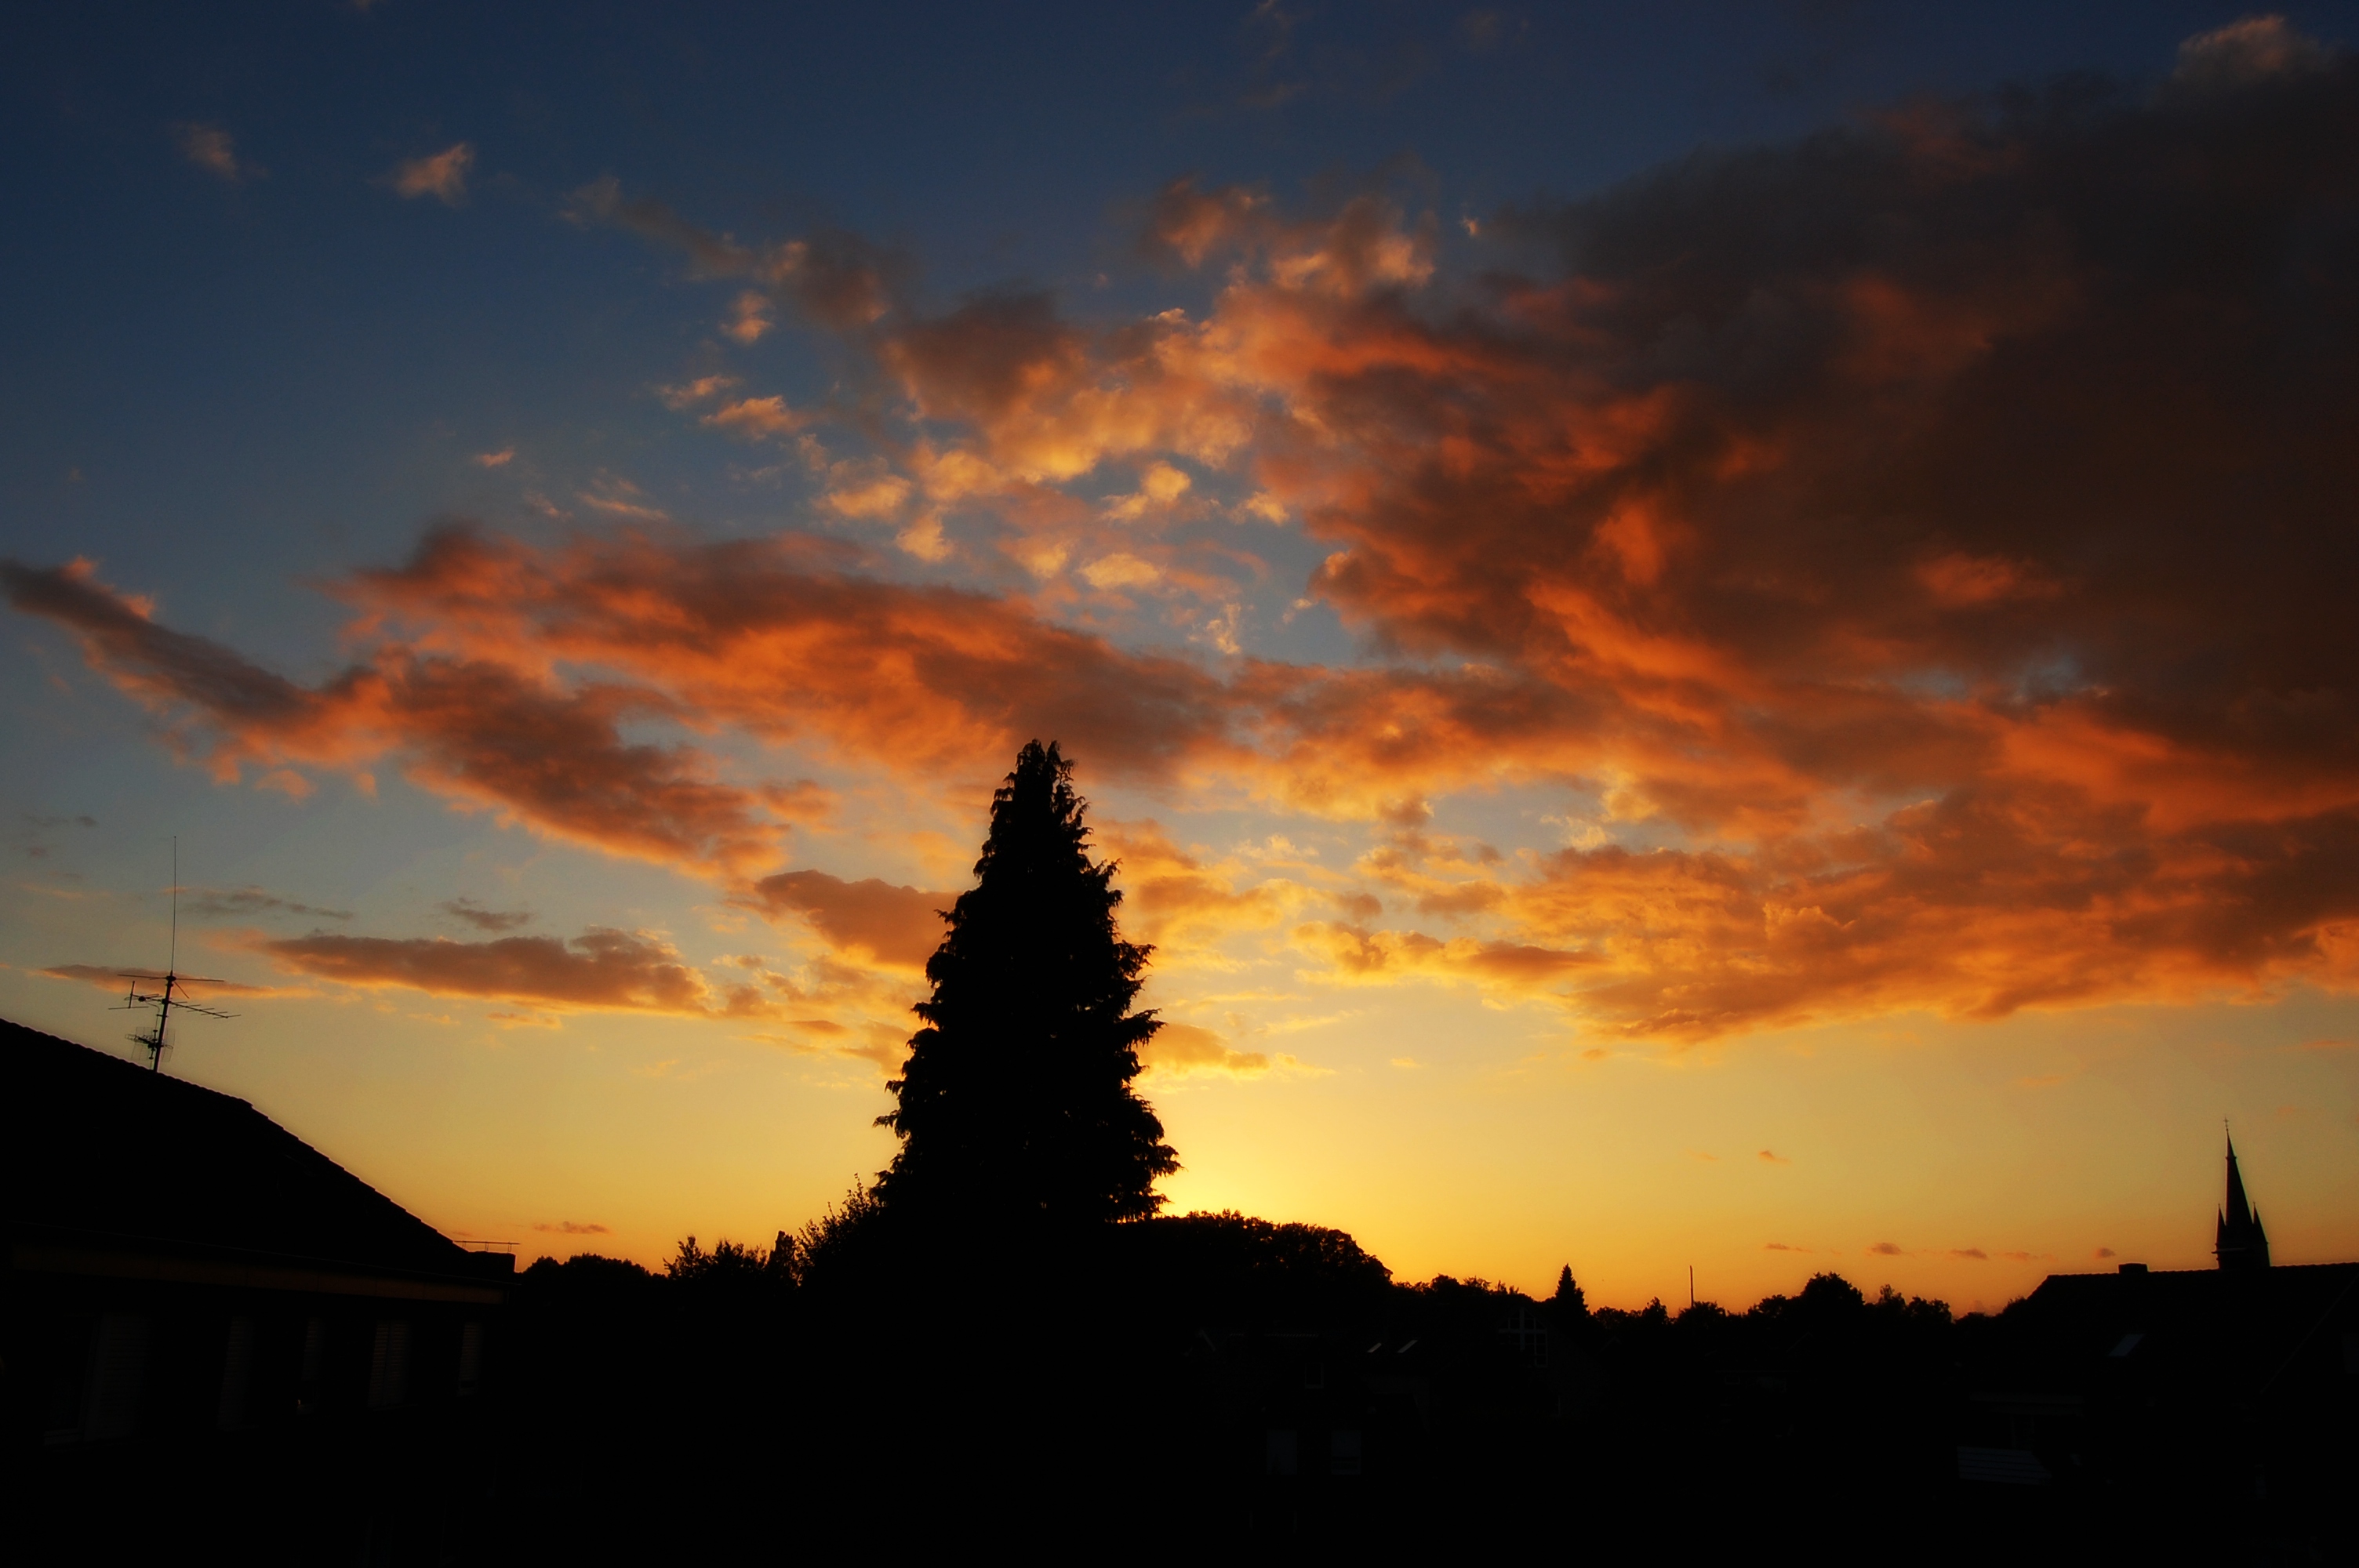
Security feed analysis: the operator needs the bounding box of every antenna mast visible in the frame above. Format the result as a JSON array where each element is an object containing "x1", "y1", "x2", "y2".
[{"x1": 114, "y1": 836, "x2": 236, "y2": 1073}]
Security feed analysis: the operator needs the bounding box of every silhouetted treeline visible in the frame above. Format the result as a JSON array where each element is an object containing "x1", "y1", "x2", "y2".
[
  {"x1": 495, "y1": 1223, "x2": 1928, "y2": 1549},
  {"x1": 477, "y1": 1221, "x2": 2354, "y2": 1558}
]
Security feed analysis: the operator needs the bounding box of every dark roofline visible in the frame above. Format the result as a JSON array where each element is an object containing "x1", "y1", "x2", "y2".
[
  {"x1": 2040, "y1": 1261, "x2": 2359, "y2": 1281},
  {"x1": 7, "y1": 1217, "x2": 511, "y2": 1298},
  {"x1": 5, "y1": 1018, "x2": 493, "y2": 1282}
]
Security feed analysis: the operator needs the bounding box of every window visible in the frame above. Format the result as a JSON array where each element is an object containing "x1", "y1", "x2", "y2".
[
  {"x1": 457, "y1": 1321, "x2": 485, "y2": 1395},
  {"x1": 1329, "y1": 1428, "x2": 1363, "y2": 1476},
  {"x1": 1499, "y1": 1305, "x2": 1549, "y2": 1367},
  {"x1": 367, "y1": 1320, "x2": 412, "y2": 1409},
  {"x1": 42, "y1": 1315, "x2": 91, "y2": 1443},
  {"x1": 216, "y1": 1316, "x2": 256, "y2": 1430},
  {"x1": 82, "y1": 1312, "x2": 149, "y2": 1441},
  {"x1": 299, "y1": 1317, "x2": 327, "y2": 1416}
]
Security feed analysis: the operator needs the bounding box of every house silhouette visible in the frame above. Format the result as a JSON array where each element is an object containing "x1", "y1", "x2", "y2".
[{"x1": 3, "y1": 1019, "x2": 511, "y2": 1555}]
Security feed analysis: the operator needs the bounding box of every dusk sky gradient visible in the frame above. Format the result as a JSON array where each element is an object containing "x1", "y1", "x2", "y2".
[{"x1": 6, "y1": 1, "x2": 2358, "y2": 1311}]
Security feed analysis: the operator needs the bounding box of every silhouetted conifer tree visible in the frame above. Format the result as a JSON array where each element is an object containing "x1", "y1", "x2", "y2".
[
  {"x1": 875, "y1": 740, "x2": 1178, "y2": 1227},
  {"x1": 1551, "y1": 1263, "x2": 1589, "y2": 1321}
]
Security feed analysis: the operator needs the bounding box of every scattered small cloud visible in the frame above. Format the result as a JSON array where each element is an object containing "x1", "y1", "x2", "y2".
[
  {"x1": 656, "y1": 375, "x2": 740, "y2": 410},
  {"x1": 531, "y1": 1220, "x2": 610, "y2": 1235},
  {"x1": 1081, "y1": 553, "x2": 1162, "y2": 590},
  {"x1": 742, "y1": 1020, "x2": 905, "y2": 1069},
  {"x1": 818, "y1": 470, "x2": 910, "y2": 520},
  {"x1": 741, "y1": 869, "x2": 945, "y2": 967},
  {"x1": 1757, "y1": 1149, "x2": 1789, "y2": 1165},
  {"x1": 723, "y1": 289, "x2": 773, "y2": 344},
  {"x1": 1390, "y1": 1055, "x2": 1421, "y2": 1068},
  {"x1": 391, "y1": 143, "x2": 474, "y2": 205},
  {"x1": 2093, "y1": 1247, "x2": 2117, "y2": 1260},
  {"x1": 39, "y1": 963, "x2": 285, "y2": 996},
  {"x1": 2171, "y1": 13, "x2": 2332, "y2": 93},
  {"x1": 1236, "y1": 491, "x2": 1287, "y2": 524},
  {"x1": 474, "y1": 448, "x2": 514, "y2": 468},
  {"x1": 1102, "y1": 461, "x2": 1192, "y2": 521},
  {"x1": 182, "y1": 885, "x2": 355, "y2": 922},
  {"x1": 1690, "y1": 1150, "x2": 1719, "y2": 1163},
  {"x1": 255, "y1": 927, "x2": 721, "y2": 1014},
  {"x1": 440, "y1": 898, "x2": 532, "y2": 933},
  {"x1": 16, "y1": 812, "x2": 97, "y2": 859},
  {"x1": 573, "y1": 472, "x2": 671, "y2": 522},
  {"x1": 1948, "y1": 1248, "x2": 1990, "y2": 1261},
  {"x1": 705, "y1": 396, "x2": 807, "y2": 441},
  {"x1": 1764, "y1": 1242, "x2": 1812, "y2": 1253},
  {"x1": 1867, "y1": 1241, "x2": 1907, "y2": 1257},
  {"x1": 175, "y1": 123, "x2": 256, "y2": 182},
  {"x1": 1141, "y1": 1020, "x2": 1271, "y2": 1077}
]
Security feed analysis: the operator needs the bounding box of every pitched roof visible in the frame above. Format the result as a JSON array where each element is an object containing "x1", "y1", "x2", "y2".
[
  {"x1": 2005, "y1": 1262, "x2": 2359, "y2": 1398},
  {"x1": 3, "y1": 1017, "x2": 478, "y2": 1279}
]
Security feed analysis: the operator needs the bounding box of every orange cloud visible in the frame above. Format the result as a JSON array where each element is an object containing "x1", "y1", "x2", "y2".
[
  {"x1": 0, "y1": 557, "x2": 784, "y2": 873},
  {"x1": 723, "y1": 289, "x2": 772, "y2": 344},
  {"x1": 20, "y1": 50, "x2": 2359, "y2": 1050},
  {"x1": 256, "y1": 927, "x2": 755, "y2": 1015},
  {"x1": 1097, "y1": 819, "x2": 1297, "y2": 950},
  {"x1": 41, "y1": 964, "x2": 289, "y2": 998},
  {"x1": 391, "y1": 143, "x2": 474, "y2": 204},
  {"x1": 704, "y1": 395, "x2": 805, "y2": 440},
  {"x1": 743, "y1": 869, "x2": 945, "y2": 968},
  {"x1": 1140, "y1": 1020, "x2": 1271, "y2": 1077}
]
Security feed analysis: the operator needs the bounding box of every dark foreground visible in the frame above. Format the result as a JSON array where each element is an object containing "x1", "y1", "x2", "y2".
[
  {"x1": 12, "y1": 1020, "x2": 2352, "y2": 1562},
  {"x1": 27, "y1": 1215, "x2": 2358, "y2": 1563}
]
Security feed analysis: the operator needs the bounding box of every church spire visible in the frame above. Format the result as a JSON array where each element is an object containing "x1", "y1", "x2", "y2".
[{"x1": 2214, "y1": 1126, "x2": 2270, "y2": 1271}]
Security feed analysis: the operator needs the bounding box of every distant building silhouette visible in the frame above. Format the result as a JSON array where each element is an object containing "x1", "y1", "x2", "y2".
[
  {"x1": 2215, "y1": 1130, "x2": 2270, "y2": 1271},
  {"x1": 1953, "y1": 1128, "x2": 2353, "y2": 1540}
]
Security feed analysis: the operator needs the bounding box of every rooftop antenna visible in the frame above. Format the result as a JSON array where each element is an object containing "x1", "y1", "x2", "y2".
[{"x1": 114, "y1": 837, "x2": 235, "y2": 1073}]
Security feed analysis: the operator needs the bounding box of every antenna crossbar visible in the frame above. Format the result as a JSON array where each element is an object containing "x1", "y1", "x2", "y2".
[{"x1": 114, "y1": 837, "x2": 238, "y2": 1073}]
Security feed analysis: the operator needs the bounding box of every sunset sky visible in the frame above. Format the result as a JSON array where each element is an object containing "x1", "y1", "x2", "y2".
[{"x1": 5, "y1": 2, "x2": 2357, "y2": 1312}]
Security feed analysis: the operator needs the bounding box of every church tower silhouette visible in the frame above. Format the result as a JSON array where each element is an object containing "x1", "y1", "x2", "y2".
[{"x1": 2213, "y1": 1129, "x2": 2270, "y2": 1271}]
